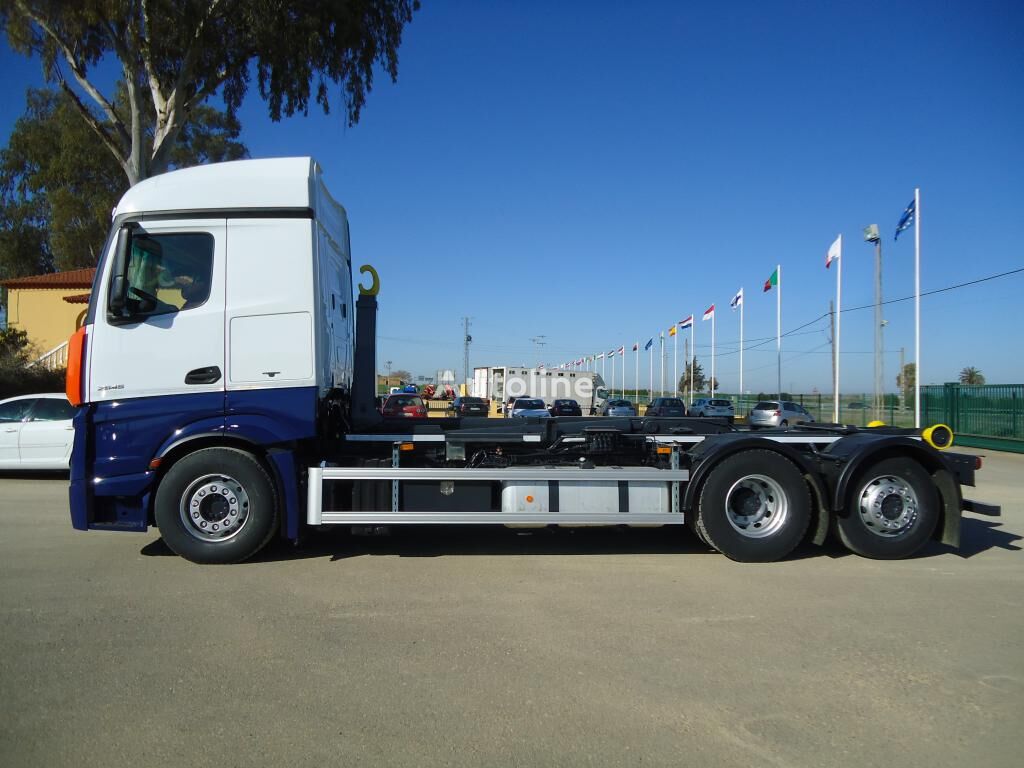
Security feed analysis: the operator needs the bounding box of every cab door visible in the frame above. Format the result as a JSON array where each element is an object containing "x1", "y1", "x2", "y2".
[{"x1": 88, "y1": 220, "x2": 226, "y2": 402}]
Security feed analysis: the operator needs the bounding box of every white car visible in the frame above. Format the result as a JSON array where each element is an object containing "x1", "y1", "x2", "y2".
[{"x1": 0, "y1": 393, "x2": 77, "y2": 470}]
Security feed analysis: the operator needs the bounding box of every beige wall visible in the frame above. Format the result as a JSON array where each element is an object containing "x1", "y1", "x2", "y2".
[{"x1": 5, "y1": 288, "x2": 87, "y2": 358}]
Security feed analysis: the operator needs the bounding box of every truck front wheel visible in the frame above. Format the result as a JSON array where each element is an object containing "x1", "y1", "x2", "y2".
[
  {"x1": 836, "y1": 458, "x2": 938, "y2": 559},
  {"x1": 695, "y1": 450, "x2": 811, "y2": 562},
  {"x1": 154, "y1": 447, "x2": 279, "y2": 564}
]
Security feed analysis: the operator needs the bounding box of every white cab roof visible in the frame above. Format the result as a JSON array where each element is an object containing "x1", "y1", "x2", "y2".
[{"x1": 114, "y1": 157, "x2": 343, "y2": 219}]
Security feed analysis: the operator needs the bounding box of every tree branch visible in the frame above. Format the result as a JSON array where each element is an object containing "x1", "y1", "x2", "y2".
[
  {"x1": 139, "y1": 0, "x2": 167, "y2": 121},
  {"x1": 151, "y1": 0, "x2": 226, "y2": 174},
  {"x1": 14, "y1": 0, "x2": 131, "y2": 152},
  {"x1": 56, "y1": 78, "x2": 136, "y2": 184}
]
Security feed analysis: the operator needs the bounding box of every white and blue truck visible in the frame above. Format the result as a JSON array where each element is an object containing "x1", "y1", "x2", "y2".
[{"x1": 66, "y1": 157, "x2": 999, "y2": 564}]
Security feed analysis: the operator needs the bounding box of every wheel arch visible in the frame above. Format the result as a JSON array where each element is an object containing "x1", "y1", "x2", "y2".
[
  {"x1": 830, "y1": 437, "x2": 959, "y2": 545},
  {"x1": 684, "y1": 438, "x2": 828, "y2": 543},
  {"x1": 149, "y1": 434, "x2": 293, "y2": 539}
]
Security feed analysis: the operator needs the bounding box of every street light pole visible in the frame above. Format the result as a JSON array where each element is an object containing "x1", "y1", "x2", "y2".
[{"x1": 864, "y1": 224, "x2": 884, "y2": 421}]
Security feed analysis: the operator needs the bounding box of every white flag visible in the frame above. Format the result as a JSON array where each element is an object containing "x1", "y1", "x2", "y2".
[{"x1": 826, "y1": 235, "x2": 842, "y2": 269}]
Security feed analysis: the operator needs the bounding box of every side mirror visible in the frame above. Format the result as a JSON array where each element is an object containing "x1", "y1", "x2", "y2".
[{"x1": 107, "y1": 225, "x2": 132, "y2": 315}]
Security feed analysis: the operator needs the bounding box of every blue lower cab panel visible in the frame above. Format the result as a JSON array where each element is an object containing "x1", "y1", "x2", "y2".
[{"x1": 71, "y1": 387, "x2": 318, "y2": 534}]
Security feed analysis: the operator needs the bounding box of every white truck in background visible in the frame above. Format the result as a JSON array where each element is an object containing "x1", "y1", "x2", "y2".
[{"x1": 472, "y1": 366, "x2": 608, "y2": 414}]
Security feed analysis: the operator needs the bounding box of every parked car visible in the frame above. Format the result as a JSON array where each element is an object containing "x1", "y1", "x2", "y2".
[
  {"x1": 748, "y1": 400, "x2": 815, "y2": 429},
  {"x1": 600, "y1": 399, "x2": 637, "y2": 416},
  {"x1": 548, "y1": 398, "x2": 583, "y2": 417},
  {"x1": 452, "y1": 396, "x2": 489, "y2": 417},
  {"x1": 381, "y1": 393, "x2": 427, "y2": 419},
  {"x1": 645, "y1": 397, "x2": 687, "y2": 417},
  {"x1": 506, "y1": 397, "x2": 551, "y2": 419},
  {"x1": 0, "y1": 393, "x2": 77, "y2": 471},
  {"x1": 690, "y1": 397, "x2": 735, "y2": 420},
  {"x1": 845, "y1": 401, "x2": 867, "y2": 410}
]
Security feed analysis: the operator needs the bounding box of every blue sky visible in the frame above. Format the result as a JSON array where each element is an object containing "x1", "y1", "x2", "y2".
[{"x1": 2, "y1": 1, "x2": 1022, "y2": 393}]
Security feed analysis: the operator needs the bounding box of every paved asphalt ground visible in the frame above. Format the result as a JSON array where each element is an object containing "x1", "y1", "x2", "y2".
[{"x1": 1, "y1": 448, "x2": 1021, "y2": 768}]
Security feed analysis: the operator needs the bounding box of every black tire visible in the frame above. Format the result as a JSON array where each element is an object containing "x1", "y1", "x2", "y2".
[
  {"x1": 695, "y1": 450, "x2": 811, "y2": 562},
  {"x1": 154, "y1": 447, "x2": 279, "y2": 564},
  {"x1": 836, "y1": 457, "x2": 938, "y2": 559}
]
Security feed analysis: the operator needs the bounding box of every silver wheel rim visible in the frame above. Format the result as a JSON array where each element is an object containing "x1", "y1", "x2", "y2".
[
  {"x1": 858, "y1": 473, "x2": 918, "y2": 537},
  {"x1": 179, "y1": 474, "x2": 250, "y2": 542},
  {"x1": 725, "y1": 474, "x2": 789, "y2": 538}
]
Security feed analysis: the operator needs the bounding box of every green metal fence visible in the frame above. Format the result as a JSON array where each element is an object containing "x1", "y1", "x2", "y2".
[
  {"x1": 610, "y1": 385, "x2": 1024, "y2": 453},
  {"x1": 921, "y1": 384, "x2": 1024, "y2": 453}
]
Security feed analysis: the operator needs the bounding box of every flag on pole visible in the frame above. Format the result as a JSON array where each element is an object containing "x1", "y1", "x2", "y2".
[
  {"x1": 764, "y1": 268, "x2": 778, "y2": 292},
  {"x1": 617, "y1": 346, "x2": 624, "y2": 356},
  {"x1": 632, "y1": 342, "x2": 639, "y2": 351},
  {"x1": 826, "y1": 235, "x2": 841, "y2": 268},
  {"x1": 597, "y1": 352, "x2": 605, "y2": 360},
  {"x1": 644, "y1": 338, "x2": 654, "y2": 350},
  {"x1": 668, "y1": 325, "x2": 677, "y2": 337},
  {"x1": 702, "y1": 304, "x2": 715, "y2": 321},
  {"x1": 608, "y1": 349, "x2": 616, "y2": 357},
  {"x1": 895, "y1": 199, "x2": 916, "y2": 240},
  {"x1": 678, "y1": 315, "x2": 693, "y2": 330},
  {"x1": 730, "y1": 288, "x2": 743, "y2": 309}
]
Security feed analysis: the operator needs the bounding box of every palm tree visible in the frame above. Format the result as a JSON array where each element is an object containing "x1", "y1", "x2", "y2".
[{"x1": 959, "y1": 367, "x2": 986, "y2": 385}]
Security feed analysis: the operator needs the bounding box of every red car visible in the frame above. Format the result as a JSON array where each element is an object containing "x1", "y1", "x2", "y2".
[{"x1": 381, "y1": 394, "x2": 427, "y2": 418}]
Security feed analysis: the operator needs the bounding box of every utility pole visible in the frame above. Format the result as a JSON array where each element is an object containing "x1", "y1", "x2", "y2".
[
  {"x1": 462, "y1": 317, "x2": 472, "y2": 389},
  {"x1": 864, "y1": 224, "x2": 884, "y2": 421}
]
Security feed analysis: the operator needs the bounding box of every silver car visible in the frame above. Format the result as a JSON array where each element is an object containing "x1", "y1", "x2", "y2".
[
  {"x1": 601, "y1": 399, "x2": 637, "y2": 416},
  {"x1": 506, "y1": 397, "x2": 551, "y2": 419},
  {"x1": 690, "y1": 397, "x2": 735, "y2": 419},
  {"x1": 748, "y1": 400, "x2": 815, "y2": 429}
]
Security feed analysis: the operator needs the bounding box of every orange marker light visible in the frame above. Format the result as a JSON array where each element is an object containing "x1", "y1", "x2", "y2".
[
  {"x1": 525, "y1": 495, "x2": 534, "y2": 503},
  {"x1": 65, "y1": 326, "x2": 87, "y2": 406}
]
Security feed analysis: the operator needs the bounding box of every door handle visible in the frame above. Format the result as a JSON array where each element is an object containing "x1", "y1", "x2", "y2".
[{"x1": 185, "y1": 366, "x2": 222, "y2": 385}]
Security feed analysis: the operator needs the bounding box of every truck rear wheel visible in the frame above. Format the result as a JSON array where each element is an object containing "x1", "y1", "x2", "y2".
[
  {"x1": 695, "y1": 450, "x2": 811, "y2": 562},
  {"x1": 154, "y1": 447, "x2": 279, "y2": 564},
  {"x1": 836, "y1": 458, "x2": 938, "y2": 559}
]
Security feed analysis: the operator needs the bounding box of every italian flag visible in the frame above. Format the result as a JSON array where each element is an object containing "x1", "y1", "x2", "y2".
[{"x1": 763, "y1": 268, "x2": 778, "y2": 292}]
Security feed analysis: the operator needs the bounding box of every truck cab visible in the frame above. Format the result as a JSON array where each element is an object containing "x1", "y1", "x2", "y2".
[{"x1": 68, "y1": 158, "x2": 353, "y2": 557}]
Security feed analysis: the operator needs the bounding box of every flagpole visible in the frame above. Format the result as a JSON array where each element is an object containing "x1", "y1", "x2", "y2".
[
  {"x1": 634, "y1": 343, "x2": 639, "y2": 405},
  {"x1": 917, "y1": 184, "x2": 925, "y2": 430},
  {"x1": 673, "y1": 329, "x2": 678, "y2": 396},
  {"x1": 648, "y1": 343, "x2": 653, "y2": 404},
  {"x1": 834, "y1": 236, "x2": 842, "y2": 423},
  {"x1": 711, "y1": 311, "x2": 716, "y2": 397},
  {"x1": 659, "y1": 335, "x2": 665, "y2": 397},
  {"x1": 776, "y1": 263, "x2": 782, "y2": 400},
  {"x1": 690, "y1": 321, "x2": 695, "y2": 402},
  {"x1": 739, "y1": 293, "x2": 744, "y2": 401}
]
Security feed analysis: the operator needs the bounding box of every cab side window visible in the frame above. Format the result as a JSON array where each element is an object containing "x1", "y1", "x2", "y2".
[{"x1": 114, "y1": 232, "x2": 214, "y2": 319}]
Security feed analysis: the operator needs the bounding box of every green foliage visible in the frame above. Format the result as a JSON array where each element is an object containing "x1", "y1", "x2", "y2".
[
  {"x1": 0, "y1": 326, "x2": 32, "y2": 369},
  {"x1": 0, "y1": 327, "x2": 67, "y2": 398},
  {"x1": 0, "y1": 364, "x2": 67, "y2": 399},
  {"x1": 959, "y1": 366, "x2": 985, "y2": 386},
  {"x1": 0, "y1": 87, "x2": 246, "y2": 277},
  {"x1": 2, "y1": 1, "x2": 419, "y2": 183}
]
